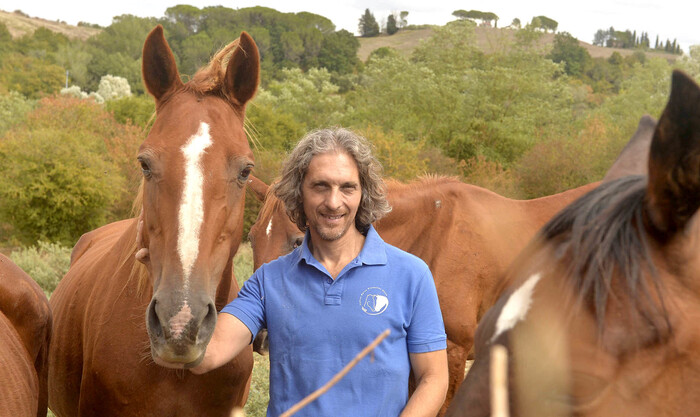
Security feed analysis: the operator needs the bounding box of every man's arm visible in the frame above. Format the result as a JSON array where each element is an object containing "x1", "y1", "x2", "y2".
[
  {"x1": 189, "y1": 313, "x2": 252, "y2": 374},
  {"x1": 400, "y1": 349, "x2": 448, "y2": 417}
]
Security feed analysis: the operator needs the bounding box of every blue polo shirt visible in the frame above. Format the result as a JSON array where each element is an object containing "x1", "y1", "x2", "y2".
[{"x1": 222, "y1": 225, "x2": 446, "y2": 417}]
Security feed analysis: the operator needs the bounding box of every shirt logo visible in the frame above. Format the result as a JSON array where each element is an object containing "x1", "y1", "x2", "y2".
[{"x1": 360, "y1": 287, "x2": 389, "y2": 315}]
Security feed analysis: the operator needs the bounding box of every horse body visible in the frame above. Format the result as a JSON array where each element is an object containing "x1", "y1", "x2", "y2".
[
  {"x1": 248, "y1": 175, "x2": 599, "y2": 413},
  {"x1": 0, "y1": 253, "x2": 51, "y2": 417},
  {"x1": 49, "y1": 26, "x2": 259, "y2": 416},
  {"x1": 446, "y1": 70, "x2": 700, "y2": 417}
]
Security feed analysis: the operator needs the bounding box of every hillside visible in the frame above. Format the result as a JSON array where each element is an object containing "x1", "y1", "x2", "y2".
[
  {"x1": 358, "y1": 26, "x2": 679, "y2": 62},
  {"x1": 0, "y1": 8, "x2": 678, "y2": 63},
  {"x1": 0, "y1": 9, "x2": 100, "y2": 40}
]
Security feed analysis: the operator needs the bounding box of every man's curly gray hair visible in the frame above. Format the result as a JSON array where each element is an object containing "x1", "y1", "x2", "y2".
[{"x1": 273, "y1": 127, "x2": 391, "y2": 232}]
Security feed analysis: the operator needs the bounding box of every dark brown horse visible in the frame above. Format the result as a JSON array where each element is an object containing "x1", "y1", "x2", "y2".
[
  {"x1": 446, "y1": 70, "x2": 700, "y2": 417},
  {"x1": 0, "y1": 253, "x2": 51, "y2": 417},
  {"x1": 48, "y1": 25, "x2": 259, "y2": 416},
  {"x1": 247, "y1": 174, "x2": 600, "y2": 414}
]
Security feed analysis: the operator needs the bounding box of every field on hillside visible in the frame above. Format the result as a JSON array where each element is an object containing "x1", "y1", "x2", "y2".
[
  {"x1": 358, "y1": 26, "x2": 678, "y2": 62},
  {"x1": 0, "y1": 9, "x2": 99, "y2": 40}
]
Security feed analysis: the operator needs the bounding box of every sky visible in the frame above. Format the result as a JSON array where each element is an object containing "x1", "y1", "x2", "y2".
[{"x1": 2, "y1": 0, "x2": 699, "y2": 53}]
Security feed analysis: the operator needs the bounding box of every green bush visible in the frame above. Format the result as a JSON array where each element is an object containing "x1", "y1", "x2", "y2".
[
  {"x1": 10, "y1": 241, "x2": 71, "y2": 296},
  {"x1": 0, "y1": 91, "x2": 35, "y2": 135},
  {"x1": 0, "y1": 97, "x2": 132, "y2": 245}
]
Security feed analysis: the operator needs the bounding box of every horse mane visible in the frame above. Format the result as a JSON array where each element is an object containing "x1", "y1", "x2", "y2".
[
  {"x1": 539, "y1": 175, "x2": 669, "y2": 336},
  {"x1": 182, "y1": 37, "x2": 260, "y2": 149},
  {"x1": 384, "y1": 174, "x2": 461, "y2": 191},
  {"x1": 185, "y1": 39, "x2": 241, "y2": 97}
]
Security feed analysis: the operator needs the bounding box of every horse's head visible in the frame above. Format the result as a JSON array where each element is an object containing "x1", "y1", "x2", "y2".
[
  {"x1": 248, "y1": 182, "x2": 305, "y2": 271},
  {"x1": 136, "y1": 25, "x2": 259, "y2": 367},
  {"x1": 448, "y1": 70, "x2": 700, "y2": 416}
]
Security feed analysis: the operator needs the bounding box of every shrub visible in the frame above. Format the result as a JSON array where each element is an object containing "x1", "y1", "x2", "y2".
[
  {"x1": 0, "y1": 97, "x2": 142, "y2": 245},
  {"x1": 10, "y1": 241, "x2": 71, "y2": 296},
  {"x1": 0, "y1": 91, "x2": 34, "y2": 135},
  {"x1": 97, "y1": 74, "x2": 132, "y2": 101}
]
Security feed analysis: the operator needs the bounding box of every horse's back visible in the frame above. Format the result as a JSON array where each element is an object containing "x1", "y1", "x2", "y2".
[{"x1": 0, "y1": 253, "x2": 51, "y2": 417}]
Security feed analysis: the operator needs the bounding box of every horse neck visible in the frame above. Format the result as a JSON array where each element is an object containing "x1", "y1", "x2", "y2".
[{"x1": 375, "y1": 179, "x2": 463, "y2": 248}]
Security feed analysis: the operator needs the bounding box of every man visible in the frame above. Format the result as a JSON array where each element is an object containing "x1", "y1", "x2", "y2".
[{"x1": 192, "y1": 128, "x2": 448, "y2": 416}]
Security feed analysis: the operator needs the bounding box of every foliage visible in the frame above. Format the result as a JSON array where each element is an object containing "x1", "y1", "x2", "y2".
[
  {"x1": 349, "y1": 20, "x2": 579, "y2": 167},
  {"x1": 386, "y1": 14, "x2": 398, "y2": 35},
  {"x1": 317, "y1": 30, "x2": 360, "y2": 75},
  {"x1": 358, "y1": 126, "x2": 429, "y2": 181},
  {"x1": 0, "y1": 100, "x2": 122, "y2": 244},
  {"x1": 548, "y1": 32, "x2": 592, "y2": 77},
  {"x1": 0, "y1": 52, "x2": 64, "y2": 98},
  {"x1": 255, "y1": 67, "x2": 345, "y2": 130},
  {"x1": 0, "y1": 97, "x2": 142, "y2": 244},
  {"x1": 0, "y1": 91, "x2": 35, "y2": 135},
  {"x1": 96, "y1": 74, "x2": 132, "y2": 101},
  {"x1": 10, "y1": 241, "x2": 71, "y2": 296},
  {"x1": 529, "y1": 16, "x2": 558, "y2": 32},
  {"x1": 358, "y1": 9, "x2": 380, "y2": 37},
  {"x1": 105, "y1": 95, "x2": 155, "y2": 129}
]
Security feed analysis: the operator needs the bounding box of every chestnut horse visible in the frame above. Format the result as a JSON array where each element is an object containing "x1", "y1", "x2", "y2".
[
  {"x1": 49, "y1": 25, "x2": 259, "y2": 416},
  {"x1": 0, "y1": 254, "x2": 51, "y2": 417},
  {"x1": 247, "y1": 175, "x2": 598, "y2": 413},
  {"x1": 446, "y1": 70, "x2": 700, "y2": 417}
]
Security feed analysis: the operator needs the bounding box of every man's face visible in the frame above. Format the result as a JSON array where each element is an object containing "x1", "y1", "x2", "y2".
[{"x1": 302, "y1": 151, "x2": 362, "y2": 242}]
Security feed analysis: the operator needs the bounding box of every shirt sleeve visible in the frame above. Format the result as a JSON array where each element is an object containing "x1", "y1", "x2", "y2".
[
  {"x1": 220, "y1": 269, "x2": 266, "y2": 342},
  {"x1": 406, "y1": 266, "x2": 447, "y2": 353}
]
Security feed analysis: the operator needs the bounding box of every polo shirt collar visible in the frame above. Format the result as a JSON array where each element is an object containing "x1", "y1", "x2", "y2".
[{"x1": 299, "y1": 224, "x2": 387, "y2": 266}]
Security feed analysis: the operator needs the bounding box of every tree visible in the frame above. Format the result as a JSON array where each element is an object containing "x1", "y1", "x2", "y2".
[
  {"x1": 317, "y1": 29, "x2": 360, "y2": 74},
  {"x1": 358, "y1": 9, "x2": 380, "y2": 37},
  {"x1": 510, "y1": 18, "x2": 521, "y2": 29},
  {"x1": 548, "y1": 32, "x2": 591, "y2": 77},
  {"x1": 386, "y1": 14, "x2": 398, "y2": 35},
  {"x1": 399, "y1": 11, "x2": 409, "y2": 29},
  {"x1": 452, "y1": 10, "x2": 469, "y2": 20},
  {"x1": 531, "y1": 15, "x2": 558, "y2": 32}
]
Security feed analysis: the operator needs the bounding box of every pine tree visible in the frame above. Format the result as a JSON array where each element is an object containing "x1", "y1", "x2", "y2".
[
  {"x1": 386, "y1": 14, "x2": 398, "y2": 35},
  {"x1": 358, "y1": 9, "x2": 380, "y2": 37}
]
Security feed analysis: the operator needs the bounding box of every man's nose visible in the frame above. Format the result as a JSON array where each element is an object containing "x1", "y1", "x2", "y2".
[{"x1": 325, "y1": 188, "x2": 342, "y2": 210}]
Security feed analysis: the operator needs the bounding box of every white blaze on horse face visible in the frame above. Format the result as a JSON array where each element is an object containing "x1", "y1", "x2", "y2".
[
  {"x1": 491, "y1": 273, "x2": 542, "y2": 342},
  {"x1": 266, "y1": 218, "x2": 273, "y2": 237},
  {"x1": 178, "y1": 122, "x2": 213, "y2": 288}
]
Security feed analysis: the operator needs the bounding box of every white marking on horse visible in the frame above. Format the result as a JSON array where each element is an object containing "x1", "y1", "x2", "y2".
[
  {"x1": 435, "y1": 200, "x2": 442, "y2": 208},
  {"x1": 491, "y1": 273, "x2": 542, "y2": 342},
  {"x1": 178, "y1": 122, "x2": 212, "y2": 290},
  {"x1": 266, "y1": 218, "x2": 273, "y2": 237},
  {"x1": 169, "y1": 301, "x2": 193, "y2": 340}
]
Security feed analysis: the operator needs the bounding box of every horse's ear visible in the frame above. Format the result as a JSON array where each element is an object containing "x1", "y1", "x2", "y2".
[
  {"x1": 645, "y1": 70, "x2": 700, "y2": 238},
  {"x1": 224, "y1": 31, "x2": 260, "y2": 108},
  {"x1": 142, "y1": 25, "x2": 183, "y2": 101},
  {"x1": 247, "y1": 175, "x2": 269, "y2": 202},
  {"x1": 602, "y1": 115, "x2": 656, "y2": 183}
]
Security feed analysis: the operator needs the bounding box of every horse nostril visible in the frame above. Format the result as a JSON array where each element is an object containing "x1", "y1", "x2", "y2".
[
  {"x1": 205, "y1": 302, "x2": 216, "y2": 324},
  {"x1": 147, "y1": 299, "x2": 163, "y2": 338}
]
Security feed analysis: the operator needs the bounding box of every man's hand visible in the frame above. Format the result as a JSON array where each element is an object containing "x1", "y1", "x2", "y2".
[{"x1": 189, "y1": 313, "x2": 253, "y2": 374}]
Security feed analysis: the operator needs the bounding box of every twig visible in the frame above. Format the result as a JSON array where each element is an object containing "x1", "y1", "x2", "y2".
[
  {"x1": 280, "y1": 329, "x2": 391, "y2": 417},
  {"x1": 490, "y1": 344, "x2": 509, "y2": 417}
]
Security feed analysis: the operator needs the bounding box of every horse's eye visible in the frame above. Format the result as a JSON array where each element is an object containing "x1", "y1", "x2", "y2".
[
  {"x1": 292, "y1": 236, "x2": 303, "y2": 249},
  {"x1": 238, "y1": 166, "x2": 252, "y2": 182},
  {"x1": 139, "y1": 159, "x2": 152, "y2": 178}
]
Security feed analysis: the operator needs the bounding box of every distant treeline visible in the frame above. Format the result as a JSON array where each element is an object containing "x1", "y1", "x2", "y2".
[
  {"x1": 0, "y1": 5, "x2": 361, "y2": 96},
  {"x1": 593, "y1": 27, "x2": 682, "y2": 54}
]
